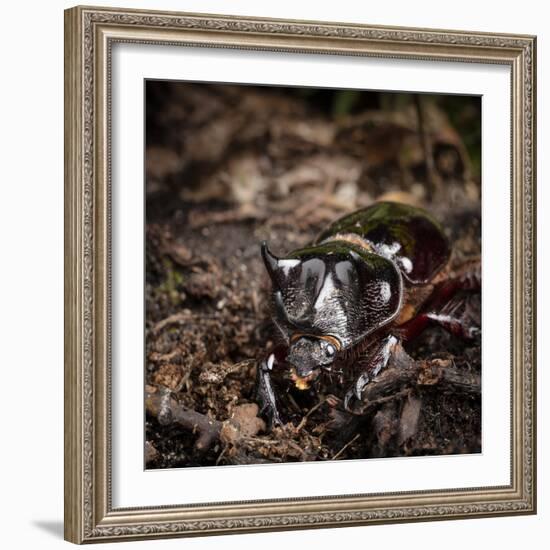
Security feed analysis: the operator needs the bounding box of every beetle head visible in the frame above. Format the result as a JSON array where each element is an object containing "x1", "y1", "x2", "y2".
[{"x1": 287, "y1": 335, "x2": 338, "y2": 389}]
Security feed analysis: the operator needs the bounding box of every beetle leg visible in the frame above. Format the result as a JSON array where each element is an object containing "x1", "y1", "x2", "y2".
[
  {"x1": 396, "y1": 313, "x2": 430, "y2": 342},
  {"x1": 429, "y1": 261, "x2": 481, "y2": 310},
  {"x1": 255, "y1": 353, "x2": 284, "y2": 428},
  {"x1": 426, "y1": 312, "x2": 480, "y2": 339},
  {"x1": 398, "y1": 293, "x2": 480, "y2": 342},
  {"x1": 343, "y1": 334, "x2": 399, "y2": 412},
  {"x1": 398, "y1": 262, "x2": 481, "y2": 342},
  {"x1": 427, "y1": 293, "x2": 480, "y2": 339}
]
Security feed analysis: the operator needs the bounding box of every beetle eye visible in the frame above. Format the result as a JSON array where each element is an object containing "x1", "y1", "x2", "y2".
[{"x1": 325, "y1": 343, "x2": 336, "y2": 358}]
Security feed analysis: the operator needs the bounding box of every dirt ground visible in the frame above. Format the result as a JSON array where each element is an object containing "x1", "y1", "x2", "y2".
[{"x1": 144, "y1": 82, "x2": 481, "y2": 469}]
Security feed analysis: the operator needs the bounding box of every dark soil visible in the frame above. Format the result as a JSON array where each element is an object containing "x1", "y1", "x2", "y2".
[{"x1": 144, "y1": 82, "x2": 481, "y2": 469}]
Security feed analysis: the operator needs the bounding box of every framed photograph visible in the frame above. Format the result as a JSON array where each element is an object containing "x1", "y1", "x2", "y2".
[{"x1": 64, "y1": 5, "x2": 536, "y2": 543}]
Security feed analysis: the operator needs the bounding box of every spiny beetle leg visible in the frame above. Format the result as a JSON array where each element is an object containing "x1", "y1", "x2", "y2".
[
  {"x1": 343, "y1": 334, "x2": 399, "y2": 412},
  {"x1": 427, "y1": 293, "x2": 480, "y2": 339},
  {"x1": 399, "y1": 293, "x2": 480, "y2": 342},
  {"x1": 255, "y1": 353, "x2": 284, "y2": 428},
  {"x1": 428, "y1": 260, "x2": 481, "y2": 311},
  {"x1": 398, "y1": 261, "x2": 481, "y2": 342}
]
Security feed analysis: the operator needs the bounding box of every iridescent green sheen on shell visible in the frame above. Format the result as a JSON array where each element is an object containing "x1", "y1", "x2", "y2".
[
  {"x1": 261, "y1": 201, "x2": 450, "y2": 350},
  {"x1": 315, "y1": 201, "x2": 450, "y2": 284},
  {"x1": 287, "y1": 240, "x2": 391, "y2": 271}
]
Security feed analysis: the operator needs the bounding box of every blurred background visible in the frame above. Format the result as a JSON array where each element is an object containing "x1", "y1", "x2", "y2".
[{"x1": 145, "y1": 82, "x2": 481, "y2": 223}]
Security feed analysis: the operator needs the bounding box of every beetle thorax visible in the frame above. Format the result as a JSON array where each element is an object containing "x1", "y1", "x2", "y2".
[{"x1": 261, "y1": 241, "x2": 403, "y2": 351}]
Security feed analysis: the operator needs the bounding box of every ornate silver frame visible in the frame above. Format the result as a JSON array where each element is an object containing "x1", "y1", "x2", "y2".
[{"x1": 64, "y1": 5, "x2": 536, "y2": 543}]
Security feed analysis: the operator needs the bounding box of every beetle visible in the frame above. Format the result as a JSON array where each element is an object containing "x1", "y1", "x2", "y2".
[{"x1": 255, "y1": 201, "x2": 480, "y2": 427}]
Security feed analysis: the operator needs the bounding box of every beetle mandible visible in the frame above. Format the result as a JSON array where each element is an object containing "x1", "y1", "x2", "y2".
[{"x1": 256, "y1": 201, "x2": 480, "y2": 427}]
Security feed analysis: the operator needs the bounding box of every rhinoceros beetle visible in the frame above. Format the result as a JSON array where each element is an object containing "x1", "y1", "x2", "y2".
[{"x1": 256, "y1": 201, "x2": 480, "y2": 427}]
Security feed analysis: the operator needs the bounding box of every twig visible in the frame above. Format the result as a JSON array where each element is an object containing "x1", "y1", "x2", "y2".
[
  {"x1": 150, "y1": 312, "x2": 193, "y2": 335},
  {"x1": 365, "y1": 388, "x2": 411, "y2": 408},
  {"x1": 215, "y1": 447, "x2": 227, "y2": 466},
  {"x1": 295, "y1": 397, "x2": 328, "y2": 432},
  {"x1": 242, "y1": 436, "x2": 279, "y2": 445},
  {"x1": 145, "y1": 386, "x2": 222, "y2": 451},
  {"x1": 414, "y1": 94, "x2": 442, "y2": 197},
  {"x1": 332, "y1": 434, "x2": 360, "y2": 460},
  {"x1": 150, "y1": 311, "x2": 220, "y2": 335},
  {"x1": 188, "y1": 204, "x2": 264, "y2": 228}
]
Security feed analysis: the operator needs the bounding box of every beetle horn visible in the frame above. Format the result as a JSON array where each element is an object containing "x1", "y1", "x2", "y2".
[
  {"x1": 261, "y1": 241, "x2": 302, "y2": 289},
  {"x1": 261, "y1": 241, "x2": 280, "y2": 284}
]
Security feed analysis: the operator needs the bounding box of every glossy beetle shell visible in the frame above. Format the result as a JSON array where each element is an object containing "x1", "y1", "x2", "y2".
[
  {"x1": 316, "y1": 201, "x2": 450, "y2": 285},
  {"x1": 262, "y1": 201, "x2": 450, "y2": 351}
]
